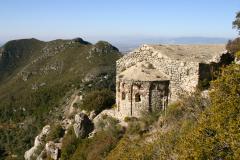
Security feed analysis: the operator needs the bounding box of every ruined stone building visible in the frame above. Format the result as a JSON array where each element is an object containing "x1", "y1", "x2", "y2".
[{"x1": 116, "y1": 44, "x2": 233, "y2": 118}]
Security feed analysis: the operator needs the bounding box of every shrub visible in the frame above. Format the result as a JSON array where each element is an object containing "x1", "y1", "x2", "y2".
[
  {"x1": 72, "y1": 103, "x2": 78, "y2": 108},
  {"x1": 226, "y1": 38, "x2": 240, "y2": 53},
  {"x1": 165, "y1": 102, "x2": 185, "y2": 124},
  {"x1": 124, "y1": 116, "x2": 138, "y2": 122},
  {"x1": 0, "y1": 145, "x2": 7, "y2": 160},
  {"x1": 106, "y1": 136, "x2": 154, "y2": 160},
  {"x1": 140, "y1": 109, "x2": 162, "y2": 127},
  {"x1": 79, "y1": 89, "x2": 115, "y2": 114},
  {"x1": 177, "y1": 64, "x2": 240, "y2": 159},
  {"x1": 235, "y1": 51, "x2": 240, "y2": 60},
  {"x1": 95, "y1": 115, "x2": 123, "y2": 138},
  {"x1": 46, "y1": 124, "x2": 65, "y2": 142},
  {"x1": 198, "y1": 78, "x2": 211, "y2": 90},
  {"x1": 126, "y1": 120, "x2": 142, "y2": 135},
  {"x1": 70, "y1": 131, "x2": 121, "y2": 160},
  {"x1": 61, "y1": 127, "x2": 79, "y2": 160},
  {"x1": 125, "y1": 110, "x2": 162, "y2": 136}
]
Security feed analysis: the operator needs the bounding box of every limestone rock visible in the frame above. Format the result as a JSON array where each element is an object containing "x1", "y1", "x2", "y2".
[
  {"x1": 61, "y1": 118, "x2": 73, "y2": 130},
  {"x1": 24, "y1": 125, "x2": 51, "y2": 160},
  {"x1": 36, "y1": 150, "x2": 46, "y2": 160},
  {"x1": 73, "y1": 112, "x2": 94, "y2": 138},
  {"x1": 235, "y1": 57, "x2": 240, "y2": 64},
  {"x1": 89, "y1": 111, "x2": 97, "y2": 120},
  {"x1": 45, "y1": 141, "x2": 61, "y2": 160}
]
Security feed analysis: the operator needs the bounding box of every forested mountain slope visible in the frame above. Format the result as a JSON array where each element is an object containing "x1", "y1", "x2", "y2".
[{"x1": 0, "y1": 38, "x2": 122, "y2": 159}]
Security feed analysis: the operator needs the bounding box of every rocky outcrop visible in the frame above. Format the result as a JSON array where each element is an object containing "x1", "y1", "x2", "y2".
[
  {"x1": 45, "y1": 141, "x2": 61, "y2": 160},
  {"x1": 73, "y1": 112, "x2": 94, "y2": 138},
  {"x1": 24, "y1": 125, "x2": 51, "y2": 160},
  {"x1": 36, "y1": 141, "x2": 62, "y2": 160},
  {"x1": 235, "y1": 56, "x2": 240, "y2": 64},
  {"x1": 89, "y1": 111, "x2": 97, "y2": 120},
  {"x1": 93, "y1": 108, "x2": 128, "y2": 126},
  {"x1": 61, "y1": 118, "x2": 74, "y2": 130}
]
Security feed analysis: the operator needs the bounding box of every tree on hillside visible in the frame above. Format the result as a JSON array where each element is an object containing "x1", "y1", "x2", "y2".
[
  {"x1": 226, "y1": 11, "x2": 240, "y2": 53},
  {"x1": 233, "y1": 11, "x2": 240, "y2": 34}
]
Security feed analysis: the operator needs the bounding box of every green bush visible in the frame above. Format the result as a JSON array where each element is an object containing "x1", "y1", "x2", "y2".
[
  {"x1": 124, "y1": 116, "x2": 138, "y2": 122},
  {"x1": 235, "y1": 51, "x2": 240, "y2": 60},
  {"x1": 177, "y1": 64, "x2": 240, "y2": 159},
  {"x1": 0, "y1": 145, "x2": 7, "y2": 160},
  {"x1": 106, "y1": 136, "x2": 154, "y2": 160},
  {"x1": 80, "y1": 89, "x2": 115, "y2": 114},
  {"x1": 61, "y1": 127, "x2": 79, "y2": 160},
  {"x1": 140, "y1": 109, "x2": 162, "y2": 127},
  {"x1": 226, "y1": 38, "x2": 240, "y2": 53},
  {"x1": 70, "y1": 131, "x2": 121, "y2": 160},
  {"x1": 46, "y1": 124, "x2": 65, "y2": 142},
  {"x1": 95, "y1": 115, "x2": 123, "y2": 138},
  {"x1": 126, "y1": 121, "x2": 143, "y2": 135}
]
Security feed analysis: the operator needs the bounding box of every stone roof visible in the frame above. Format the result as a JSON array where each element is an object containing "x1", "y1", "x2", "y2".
[
  {"x1": 118, "y1": 62, "x2": 169, "y2": 81},
  {"x1": 140, "y1": 44, "x2": 226, "y2": 63}
]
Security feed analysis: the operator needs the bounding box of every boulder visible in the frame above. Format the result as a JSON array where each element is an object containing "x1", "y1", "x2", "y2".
[
  {"x1": 73, "y1": 112, "x2": 94, "y2": 138},
  {"x1": 45, "y1": 141, "x2": 61, "y2": 160}
]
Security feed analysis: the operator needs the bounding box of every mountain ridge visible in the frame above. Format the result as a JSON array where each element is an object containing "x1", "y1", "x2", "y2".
[{"x1": 0, "y1": 37, "x2": 122, "y2": 159}]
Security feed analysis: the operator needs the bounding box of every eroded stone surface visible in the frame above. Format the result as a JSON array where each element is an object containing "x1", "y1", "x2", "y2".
[
  {"x1": 24, "y1": 125, "x2": 51, "y2": 160},
  {"x1": 73, "y1": 112, "x2": 94, "y2": 138},
  {"x1": 45, "y1": 141, "x2": 61, "y2": 160}
]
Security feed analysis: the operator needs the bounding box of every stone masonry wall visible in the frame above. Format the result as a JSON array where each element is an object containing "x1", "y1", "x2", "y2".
[
  {"x1": 116, "y1": 80, "x2": 150, "y2": 117},
  {"x1": 117, "y1": 45, "x2": 200, "y2": 101},
  {"x1": 116, "y1": 80, "x2": 169, "y2": 118}
]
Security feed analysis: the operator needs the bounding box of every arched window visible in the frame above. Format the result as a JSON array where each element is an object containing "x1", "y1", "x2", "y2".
[
  {"x1": 122, "y1": 92, "x2": 126, "y2": 100},
  {"x1": 122, "y1": 83, "x2": 125, "y2": 88},
  {"x1": 135, "y1": 93, "x2": 141, "y2": 102}
]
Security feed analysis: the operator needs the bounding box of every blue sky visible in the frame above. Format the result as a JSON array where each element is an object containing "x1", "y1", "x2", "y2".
[{"x1": 0, "y1": 0, "x2": 239, "y2": 44}]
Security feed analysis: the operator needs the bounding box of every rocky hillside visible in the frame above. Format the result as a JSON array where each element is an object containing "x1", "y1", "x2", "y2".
[
  {"x1": 0, "y1": 38, "x2": 122, "y2": 159},
  {"x1": 22, "y1": 63, "x2": 239, "y2": 160},
  {"x1": 20, "y1": 41, "x2": 239, "y2": 160},
  {"x1": 0, "y1": 37, "x2": 239, "y2": 160}
]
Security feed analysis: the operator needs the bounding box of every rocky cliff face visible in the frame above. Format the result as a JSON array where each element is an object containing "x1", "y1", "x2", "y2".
[
  {"x1": 24, "y1": 97, "x2": 110, "y2": 160},
  {"x1": 73, "y1": 112, "x2": 94, "y2": 138},
  {"x1": 24, "y1": 125, "x2": 51, "y2": 160}
]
